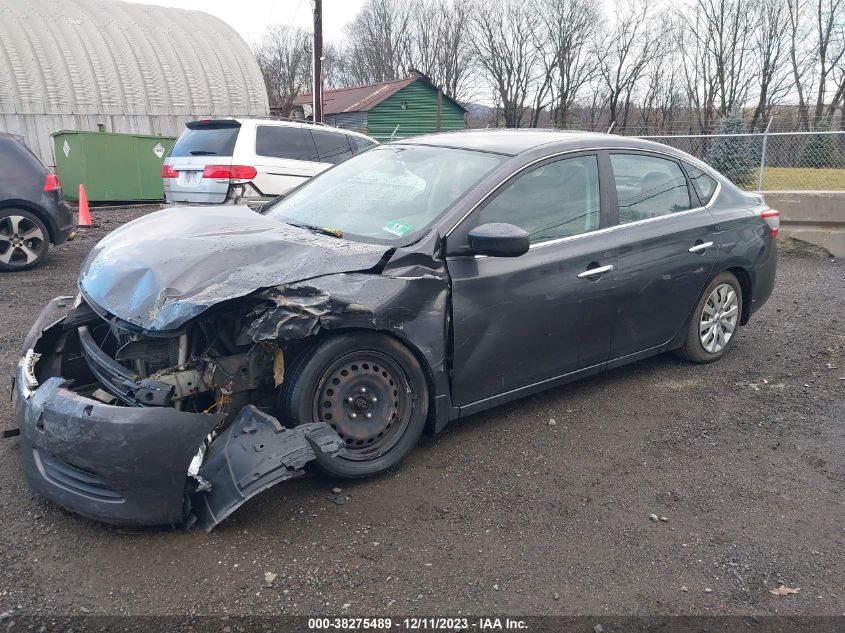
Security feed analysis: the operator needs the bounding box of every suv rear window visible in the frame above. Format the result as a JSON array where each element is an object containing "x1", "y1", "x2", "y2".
[
  {"x1": 171, "y1": 121, "x2": 240, "y2": 158},
  {"x1": 256, "y1": 125, "x2": 317, "y2": 161}
]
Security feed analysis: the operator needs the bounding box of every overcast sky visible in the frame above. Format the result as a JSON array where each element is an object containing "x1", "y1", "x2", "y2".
[{"x1": 132, "y1": 0, "x2": 366, "y2": 47}]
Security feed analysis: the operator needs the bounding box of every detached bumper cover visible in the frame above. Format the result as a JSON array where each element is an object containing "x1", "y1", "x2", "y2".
[
  {"x1": 193, "y1": 406, "x2": 344, "y2": 532},
  {"x1": 15, "y1": 372, "x2": 224, "y2": 526},
  {"x1": 14, "y1": 297, "x2": 343, "y2": 529}
]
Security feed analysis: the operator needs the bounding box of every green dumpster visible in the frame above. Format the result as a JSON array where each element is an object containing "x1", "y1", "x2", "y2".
[{"x1": 51, "y1": 130, "x2": 176, "y2": 203}]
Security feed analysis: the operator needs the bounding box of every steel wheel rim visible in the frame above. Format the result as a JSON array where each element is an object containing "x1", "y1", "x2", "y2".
[
  {"x1": 313, "y1": 351, "x2": 413, "y2": 461},
  {"x1": 0, "y1": 215, "x2": 45, "y2": 267},
  {"x1": 700, "y1": 283, "x2": 739, "y2": 353}
]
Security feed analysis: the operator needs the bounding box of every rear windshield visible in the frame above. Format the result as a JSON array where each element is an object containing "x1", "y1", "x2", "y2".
[{"x1": 170, "y1": 122, "x2": 239, "y2": 158}]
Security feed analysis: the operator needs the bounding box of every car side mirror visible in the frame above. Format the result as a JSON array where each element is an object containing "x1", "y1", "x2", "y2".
[{"x1": 467, "y1": 223, "x2": 530, "y2": 257}]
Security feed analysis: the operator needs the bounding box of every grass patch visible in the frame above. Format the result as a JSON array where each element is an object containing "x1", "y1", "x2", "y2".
[{"x1": 754, "y1": 167, "x2": 845, "y2": 191}]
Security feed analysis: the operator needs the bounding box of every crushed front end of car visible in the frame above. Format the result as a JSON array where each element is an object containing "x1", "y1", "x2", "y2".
[
  {"x1": 10, "y1": 206, "x2": 450, "y2": 531},
  {"x1": 12, "y1": 293, "x2": 344, "y2": 531}
]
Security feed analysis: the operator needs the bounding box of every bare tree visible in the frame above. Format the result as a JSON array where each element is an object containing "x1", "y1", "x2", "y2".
[
  {"x1": 403, "y1": 0, "x2": 477, "y2": 101},
  {"x1": 254, "y1": 25, "x2": 312, "y2": 114},
  {"x1": 469, "y1": 0, "x2": 539, "y2": 127},
  {"x1": 812, "y1": 0, "x2": 845, "y2": 122},
  {"x1": 600, "y1": 0, "x2": 667, "y2": 130},
  {"x1": 676, "y1": 8, "x2": 718, "y2": 132},
  {"x1": 343, "y1": 0, "x2": 413, "y2": 84},
  {"x1": 533, "y1": 0, "x2": 604, "y2": 128},
  {"x1": 749, "y1": 0, "x2": 793, "y2": 129},
  {"x1": 788, "y1": 0, "x2": 845, "y2": 129},
  {"x1": 679, "y1": 0, "x2": 758, "y2": 121},
  {"x1": 639, "y1": 52, "x2": 686, "y2": 133}
]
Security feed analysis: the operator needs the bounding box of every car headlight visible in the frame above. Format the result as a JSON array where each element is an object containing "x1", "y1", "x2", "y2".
[{"x1": 20, "y1": 349, "x2": 41, "y2": 399}]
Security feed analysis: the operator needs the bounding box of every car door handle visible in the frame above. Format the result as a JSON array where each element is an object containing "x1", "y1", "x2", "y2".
[
  {"x1": 577, "y1": 264, "x2": 614, "y2": 278},
  {"x1": 689, "y1": 241, "x2": 714, "y2": 253}
]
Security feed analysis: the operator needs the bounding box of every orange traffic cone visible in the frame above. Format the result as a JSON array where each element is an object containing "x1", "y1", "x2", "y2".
[{"x1": 78, "y1": 184, "x2": 92, "y2": 227}]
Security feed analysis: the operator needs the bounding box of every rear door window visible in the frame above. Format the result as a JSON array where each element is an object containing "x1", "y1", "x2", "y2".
[
  {"x1": 256, "y1": 125, "x2": 317, "y2": 161},
  {"x1": 610, "y1": 154, "x2": 692, "y2": 224},
  {"x1": 171, "y1": 122, "x2": 239, "y2": 157},
  {"x1": 684, "y1": 164, "x2": 718, "y2": 205},
  {"x1": 310, "y1": 129, "x2": 354, "y2": 164}
]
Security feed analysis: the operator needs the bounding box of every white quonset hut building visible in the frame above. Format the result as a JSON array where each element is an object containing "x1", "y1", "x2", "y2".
[{"x1": 0, "y1": 0, "x2": 269, "y2": 164}]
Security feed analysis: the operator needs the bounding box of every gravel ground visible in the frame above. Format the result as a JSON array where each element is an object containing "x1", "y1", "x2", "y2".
[{"x1": 0, "y1": 207, "x2": 842, "y2": 617}]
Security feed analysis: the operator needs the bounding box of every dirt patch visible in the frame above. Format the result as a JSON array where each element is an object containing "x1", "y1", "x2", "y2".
[{"x1": 0, "y1": 212, "x2": 842, "y2": 616}]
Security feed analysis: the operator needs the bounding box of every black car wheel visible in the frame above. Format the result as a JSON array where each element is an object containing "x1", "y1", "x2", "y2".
[
  {"x1": 676, "y1": 271, "x2": 743, "y2": 363},
  {"x1": 0, "y1": 209, "x2": 49, "y2": 271},
  {"x1": 278, "y1": 333, "x2": 429, "y2": 478}
]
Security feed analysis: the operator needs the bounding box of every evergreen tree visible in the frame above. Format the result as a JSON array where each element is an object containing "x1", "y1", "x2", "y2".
[
  {"x1": 798, "y1": 117, "x2": 838, "y2": 168},
  {"x1": 704, "y1": 115, "x2": 756, "y2": 189}
]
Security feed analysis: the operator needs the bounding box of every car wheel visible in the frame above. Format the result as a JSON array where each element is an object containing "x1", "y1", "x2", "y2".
[
  {"x1": 0, "y1": 209, "x2": 49, "y2": 271},
  {"x1": 278, "y1": 333, "x2": 429, "y2": 478},
  {"x1": 676, "y1": 272, "x2": 743, "y2": 363}
]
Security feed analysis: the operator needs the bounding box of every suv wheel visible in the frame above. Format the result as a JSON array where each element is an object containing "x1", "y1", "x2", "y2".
[{"x1": 0, "y1": 209, "x2": 49, "y2": 271}]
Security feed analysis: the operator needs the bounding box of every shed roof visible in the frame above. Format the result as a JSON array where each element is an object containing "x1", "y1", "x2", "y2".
[
  {"x1": 0, "y1": 0, "x2": 268, "y2": 116},
  {"x1": 294, "y1": 75, "x2": 467, "y2": 114}
]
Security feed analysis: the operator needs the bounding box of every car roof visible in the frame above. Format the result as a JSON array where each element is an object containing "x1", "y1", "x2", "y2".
[
  {"x1": 396, "y1": 129, "x2": 684, "y2": 157},
  {"x1": 228, "y1": 118, "x2": 374, "y2": 140}
]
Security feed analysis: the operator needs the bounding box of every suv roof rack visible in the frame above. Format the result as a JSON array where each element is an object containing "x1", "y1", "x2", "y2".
[{"x1": 248, "y1": 115, "x2": 337, "y2": 128}]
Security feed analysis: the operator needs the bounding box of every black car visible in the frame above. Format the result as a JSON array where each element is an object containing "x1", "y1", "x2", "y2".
[
  {"x1": 0, "y1": 133, "x2": 75, "y2": 270},
  {"x1": 11, "y1": 131, "x2": 777, "y2": 530}
]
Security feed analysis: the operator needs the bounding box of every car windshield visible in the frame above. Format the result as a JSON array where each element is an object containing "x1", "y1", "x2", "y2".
[{"x1": 265, "y1": 145, "x2": 505, "y2": 244}]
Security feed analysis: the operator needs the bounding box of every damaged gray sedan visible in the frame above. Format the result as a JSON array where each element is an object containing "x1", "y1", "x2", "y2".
[{"x1": 11, "y1": 131, "x2": 776, "y2": 530}]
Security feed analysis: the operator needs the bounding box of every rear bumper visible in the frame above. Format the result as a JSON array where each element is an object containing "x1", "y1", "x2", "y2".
[
  {"x1": 748, "y1": 239, "x2": 777, "y2": 318},
  {"x1": 14, "y1": 298, "x2": 223, "y2": 526},
  {"x1": 52, "y1": 198, "x2": 75, "y2": 244}
]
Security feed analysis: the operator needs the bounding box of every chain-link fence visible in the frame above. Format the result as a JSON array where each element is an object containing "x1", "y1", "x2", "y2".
[
  {"x1": 638, "y1": 131, "x2": 845, "y2": 191},
  {"x1": 368, "y1": 127, "x2": 845, "y2": 191}
]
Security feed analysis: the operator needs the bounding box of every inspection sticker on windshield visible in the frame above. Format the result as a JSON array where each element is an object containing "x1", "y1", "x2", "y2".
[{"x1": 383, "y1": 221, "x2": 412, "y2": 237}]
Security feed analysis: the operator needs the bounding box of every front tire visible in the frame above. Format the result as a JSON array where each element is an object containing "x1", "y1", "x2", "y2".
[
  {"x1": 0, "y1": 209, "x2": 49, "y2": 271},
  {"x1": 676, "y1": 272, "x2": 743, "y2": 363},
  {"x1": 278, "y1": 333, "x2": 429, "y2": 478}
]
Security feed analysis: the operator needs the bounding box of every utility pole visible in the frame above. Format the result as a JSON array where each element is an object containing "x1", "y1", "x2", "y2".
[{"x1": 312, "y1": 0, "x2": 323, "y2": 123}]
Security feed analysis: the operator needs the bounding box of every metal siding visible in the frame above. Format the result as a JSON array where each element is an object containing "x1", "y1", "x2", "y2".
[
  {"x1": 0, "y1": 0, "x2": 269, "y2": 163},
  {"x1": 366, "y1": 82, "x2": 466, "y2": 137},
  {"x1": 325, "y1": 112, "x2": 368, "y2": 132}
]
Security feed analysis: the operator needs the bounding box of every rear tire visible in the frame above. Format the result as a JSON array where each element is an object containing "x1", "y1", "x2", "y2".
[
  {"x1": 0, "y1": 209, "x2": 49, "y2": 271},
  {"x1": 676, "y1": 272, "x2": 743, "y2": 363},
  {"x1": 278, "y1": 333, "x2": 429, "y2": 478}
]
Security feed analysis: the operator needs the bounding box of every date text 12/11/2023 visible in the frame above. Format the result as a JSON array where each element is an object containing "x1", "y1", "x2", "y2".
[{"x1": 307, "y1": 618, "x2": 529, "y2": 630}]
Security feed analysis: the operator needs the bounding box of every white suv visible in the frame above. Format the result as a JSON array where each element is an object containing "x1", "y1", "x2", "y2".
[{"x1": 162, "y1": 118, "x2": 378, "y2": 206}]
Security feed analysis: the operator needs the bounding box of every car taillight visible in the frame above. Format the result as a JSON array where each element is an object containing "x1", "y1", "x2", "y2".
[
  {"x1": 761, "y1": 208, "x2": 780, "y2": 237},
  {"x1": 161, "y1": 164, "x2": 179, "y2": 179},
  {"x1": 43, "y1": 173, "x2": 62, "y2": 191},
  {"x1": 202, "y1": 165, "x2": 257, "y2": 183}
]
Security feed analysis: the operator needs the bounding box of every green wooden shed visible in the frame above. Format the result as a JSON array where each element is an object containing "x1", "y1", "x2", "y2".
[{"x1": 292, "y1": 72, "x2": 467, "y2": 140}]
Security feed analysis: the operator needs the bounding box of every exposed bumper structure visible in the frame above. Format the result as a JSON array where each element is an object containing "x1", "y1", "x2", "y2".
[{"x1": 12, "y1": 297, "x2": 343, "y2": 529}]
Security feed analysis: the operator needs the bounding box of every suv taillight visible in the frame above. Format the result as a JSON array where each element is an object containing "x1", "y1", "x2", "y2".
[
  {"x1": 43, "y1": 173, "x2": 62, "y2": 191},
  {"x1": 161, "y1": 164, "x2": 179, "y2": 179},
  {"x1": 202, "y1": 165, "x2": 257, "y2": 183},
  {"x1": 761, "y1": 208, "x2": 780, "y2": 237}
]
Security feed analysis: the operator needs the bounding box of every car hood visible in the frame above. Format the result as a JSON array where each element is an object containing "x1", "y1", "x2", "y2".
[{"x1": 79, "y1": 206, "x2": 391, "y2": 331}]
